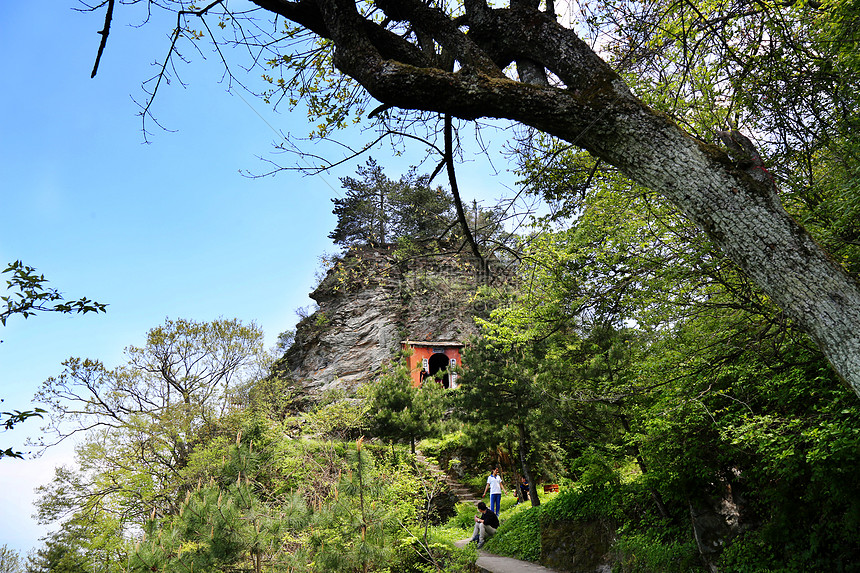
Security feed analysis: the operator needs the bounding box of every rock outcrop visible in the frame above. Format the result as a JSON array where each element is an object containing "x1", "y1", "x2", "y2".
[
  {"x1": 541, "y1": 519, "x2": 616, "y2": 573},
  {"x1": 273, "y1": 244, "x2": 513, "y2": 395}
]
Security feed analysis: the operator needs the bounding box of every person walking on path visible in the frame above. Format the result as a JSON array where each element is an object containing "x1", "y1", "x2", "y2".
[
  {"x1": 483, "y1": 467, "x2": 506, "y2": 515},
  {"x1": 469, "y1": 501, "x2": 500, "y2": 549}
]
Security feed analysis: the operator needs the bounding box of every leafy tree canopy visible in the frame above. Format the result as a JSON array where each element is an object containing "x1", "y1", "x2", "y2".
[{"x1": 33, "y1": 318, "x2": 265, "y2": 538}]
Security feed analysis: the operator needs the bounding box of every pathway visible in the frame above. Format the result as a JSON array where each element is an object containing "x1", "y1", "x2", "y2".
[
  {"x1": 454, "y1": 539, "x2": 563, "y2": 573},
  {"x1": 413, "y1": 452, "x2": 562, "y2": 573}
]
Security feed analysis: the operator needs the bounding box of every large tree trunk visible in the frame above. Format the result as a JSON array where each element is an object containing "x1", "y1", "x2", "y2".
[
  {"x1": 254, "y1": 0, "x2": 860, "y2": 396},
  {"x1": 516, "y1": 423, "x2": 540, "y2": 507}
]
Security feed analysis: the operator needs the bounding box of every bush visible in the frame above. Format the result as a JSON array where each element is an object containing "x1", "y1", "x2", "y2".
[
  {"x1": 391, "y1": 534, "x2": 478, "y2": 573},
  {"x1": 419, "y1": 431, "x2": 467, "y2": 462},
  {"x1": 447, "y1": 502, "x2": 483, "y2": 533},
  {"x1": 499, "y1": 493, "x2": 519, "y2": 514},
  {"x1": 418, "y1": 431, "x2": 473, "y2": 477},
  {"x1": 611, "y1": 532, "x2": 702, "y2": 573},
  {"x1": 482, "y1": 503, "x2": 542, "y2": 562},
  {"x1": 302, "y1": 391, "x2": 367, "y2": 439},
  {"x1": 718, "y1": 527, "x2": 860, "y2": 573},
  {"x1": 542, "y1": 483, "x2": 624, "y2": 523}
]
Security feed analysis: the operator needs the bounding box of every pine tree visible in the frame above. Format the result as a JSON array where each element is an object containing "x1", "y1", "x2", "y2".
[
  {"x1": 329, "y1": 159, "x2": 454, "y2": 247},
  {"x1": 367, "y1": 354, "x2": 445, "y2": 454}
]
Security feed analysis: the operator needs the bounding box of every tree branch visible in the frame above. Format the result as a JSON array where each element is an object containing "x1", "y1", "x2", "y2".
[
  {"x1": 444, "y1": 114, "x2": 485, "y2": 270},
  {"x1": 90, "y1": 0, "x2": 115, "y2": 78}
]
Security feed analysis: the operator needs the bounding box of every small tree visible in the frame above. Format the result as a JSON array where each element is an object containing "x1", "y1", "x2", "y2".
[
  {"x1": 128, "y1": 424, "x2": 312, "y2": 573},
  {"x1": 366, "y1": 355, "x2": 445, "y2": 454},
  {"x1": 24, "y1": 530, "x2": 88, "y2": 573},
  {"x1": 33, "y1": 318, "x2": 265, "y2": 548},
  {"x1": 455, "y1": 338, "x2": 551, "y2": 506},
  {"x1": 310, "y1": 438, "x2": 395, "y2": 573}
]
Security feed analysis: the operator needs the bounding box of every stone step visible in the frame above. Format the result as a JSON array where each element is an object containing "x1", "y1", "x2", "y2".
[
  {"x1": 448, "y1": 484, "x2": 474, "y2": 492},
  {"x1": 414, "y1": 449, "x2": 485, "y2": 506}
]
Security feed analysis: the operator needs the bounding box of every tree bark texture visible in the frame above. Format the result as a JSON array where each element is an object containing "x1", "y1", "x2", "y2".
[
  {"x1": 517, "y1": 422, "x2": 540, "y2": 507},
  {"x1": 251, "y1": 0, "x2": 860, "y2": 396}
]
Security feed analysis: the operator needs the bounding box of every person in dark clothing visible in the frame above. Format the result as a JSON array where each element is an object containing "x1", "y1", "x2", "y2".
[
  {"x1": 517, "y1": 475, "x2": 529, "y2": 505},
  {"x1": 469, "y1": 501, "x2": 499, "y2": 548}
]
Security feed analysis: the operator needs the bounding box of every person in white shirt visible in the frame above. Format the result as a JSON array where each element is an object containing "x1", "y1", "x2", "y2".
[{"x1": 482, "y1": 466, "x2": 506, "y2": 515}]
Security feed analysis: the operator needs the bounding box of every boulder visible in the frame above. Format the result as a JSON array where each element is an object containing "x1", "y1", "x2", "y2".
[{"x1": 541, "y1": 519, "x2": 616, "y2": 573}]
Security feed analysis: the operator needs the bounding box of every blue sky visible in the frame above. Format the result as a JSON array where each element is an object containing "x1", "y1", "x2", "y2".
[{"x1": 0, "y1": 3, "x2": 518, "y2": 555}]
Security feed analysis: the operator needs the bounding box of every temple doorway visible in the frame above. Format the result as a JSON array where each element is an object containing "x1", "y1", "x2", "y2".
[
  {"x1": 401, "y1": 340, "x2": 463, "y2": 388},
  {"x1": 428, "y1": 352, "x2": 451, "y2": 388}
]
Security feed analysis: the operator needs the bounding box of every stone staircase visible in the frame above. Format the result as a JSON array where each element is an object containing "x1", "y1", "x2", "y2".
[{"x1": 415, "y1": 450, "x2": 482, "y2": 505}]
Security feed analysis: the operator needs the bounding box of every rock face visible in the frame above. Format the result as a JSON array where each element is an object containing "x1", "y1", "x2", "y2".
[
  {"x1": 274, "y1": 245, "x2": 512, "y2": 395},
  {"x1": 541, "y1": 519, "x2": 616, "y2": 573}
]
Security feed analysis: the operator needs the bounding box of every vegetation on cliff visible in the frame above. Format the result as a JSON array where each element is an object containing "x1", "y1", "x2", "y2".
[{"x1": 27, "y1": 336, "x2": 478, "y2": 573}]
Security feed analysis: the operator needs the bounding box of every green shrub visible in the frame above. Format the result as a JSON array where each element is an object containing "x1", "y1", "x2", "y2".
[
  {"x1": 718, "y1": 526, "x2": 860, "y2": 573},
  {"x1": 498, "y1": 494, "x2": 519, "y2": 514},
  {"x1": 464, "y1": 474, "x2": 487, "y2": 492},
  {"x1": 611, "y1": 532, "x2": 702, "y2": 573},
  {"x1": 391, "y1": 532, "x2": 477, "y2": 573},
  {"x1": 447, "y1": 502, "x2": 483, "y2": 533},
  {"x1": 302, "y1": 392, "x2": 368, "y2": 439},
  {"x1": 419, "y1": 431, "x2": 467, "y2": 462},
  {"x1": 482, "y1": 503, "x2": 542, "y2": 562},
  {"x1": 717, "y1": 530, "x2": 796, "y2": 573},
  {"x1": 542, "y1": 484, "x2": 620, "y2": 523}
]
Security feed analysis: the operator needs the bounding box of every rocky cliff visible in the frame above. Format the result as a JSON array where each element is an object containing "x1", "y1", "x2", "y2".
[{"x1": 273, "y1": 244, "x2": 513, "y2": 395}]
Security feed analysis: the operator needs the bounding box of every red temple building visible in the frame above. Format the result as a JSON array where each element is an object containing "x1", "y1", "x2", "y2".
[{"x1": 401, "y1": 340, "x2": 464, "y2": 389}]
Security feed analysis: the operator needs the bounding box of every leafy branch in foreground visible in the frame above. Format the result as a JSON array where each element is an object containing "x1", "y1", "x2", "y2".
[
  {"x1": 0, "y1": 405, "x2": 46, "y2": 459},
  {"x1": 2, "y1": 260, "x2": 106, "y2": 460},
  {"x1": 1, "y1": 260, "x2": 107, "y2": 327}
]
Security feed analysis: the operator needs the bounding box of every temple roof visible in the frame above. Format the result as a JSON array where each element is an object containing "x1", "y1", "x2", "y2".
[{"x1": 401, "y1": 340, "x2": 464, "y2": 348}]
